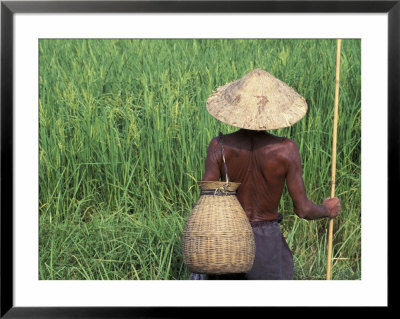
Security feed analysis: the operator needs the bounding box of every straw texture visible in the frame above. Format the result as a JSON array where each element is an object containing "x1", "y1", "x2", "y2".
[
  {"x1": 182, "y1": 181, "x2": 255, "y2": 274},
  {"x1": 206, "y1": 68, "x2": 308, "y2": 130}
]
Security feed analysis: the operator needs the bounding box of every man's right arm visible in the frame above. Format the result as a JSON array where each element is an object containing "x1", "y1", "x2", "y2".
[
  {"x1": 284, "y1": 139, "x2": 340, "y2": 220},
  {"x1": 202, "y1": 137, "x2": 222, "y2": 181}
]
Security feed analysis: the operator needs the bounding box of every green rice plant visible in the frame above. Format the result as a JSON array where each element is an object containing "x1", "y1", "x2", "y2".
[{"x1": 39, "y1": 39, "x2": 361, "y2": 280}]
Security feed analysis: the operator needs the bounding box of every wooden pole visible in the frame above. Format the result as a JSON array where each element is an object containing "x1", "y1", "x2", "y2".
[{"x1": 326, "y1": 39, "x2": 342, "y2": 280}]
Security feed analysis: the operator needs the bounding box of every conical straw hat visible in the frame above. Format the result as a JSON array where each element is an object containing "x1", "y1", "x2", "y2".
[{"x1": 206, "y1": 68, "x2": 308, "y2": 130}]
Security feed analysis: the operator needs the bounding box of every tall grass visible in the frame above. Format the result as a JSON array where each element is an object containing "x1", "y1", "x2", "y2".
[{"x1": 39, "y1": 39, "x2": 361, "y2": 280}]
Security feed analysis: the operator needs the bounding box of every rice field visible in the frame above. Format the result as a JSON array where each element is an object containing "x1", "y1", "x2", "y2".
[{"x1": 39, "y1": 39, "x2": 361, "y2": 280}]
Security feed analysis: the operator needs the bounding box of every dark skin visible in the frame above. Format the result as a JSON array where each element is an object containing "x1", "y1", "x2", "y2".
[{"x1": 202, "y1": 129, "x2": 340, "y2": 221}]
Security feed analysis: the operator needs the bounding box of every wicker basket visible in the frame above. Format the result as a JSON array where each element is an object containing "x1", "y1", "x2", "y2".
[{"x1": 182, "y1": 181, "x2": 256, "y2": 274}]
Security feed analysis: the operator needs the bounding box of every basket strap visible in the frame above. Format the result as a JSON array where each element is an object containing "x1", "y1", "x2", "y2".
[{"x1": 218, "y1": 132, "x2": 229, "y2": 183}]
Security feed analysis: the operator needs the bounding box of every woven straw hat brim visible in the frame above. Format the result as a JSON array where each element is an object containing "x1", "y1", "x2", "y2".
[{"x1": 206, "y1": 69, "x2": 308, "y2": 130}]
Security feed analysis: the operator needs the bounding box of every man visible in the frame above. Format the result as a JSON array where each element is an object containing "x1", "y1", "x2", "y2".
[{"x1": 193, "y1": 69, "x2": 340, "y2": 280}]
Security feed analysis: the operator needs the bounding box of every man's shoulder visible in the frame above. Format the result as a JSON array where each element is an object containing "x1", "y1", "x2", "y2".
[
  {"x1": 208, "y1": 132, "x2": 299, "y2": 154},
  {"x1": 208, "y1": 135, "x2": 222, "y2": 149},
  {"x1": 266, "y1": 136, "x2": 298, "y2": 151},
  {"x1": 260, "y1": 137, "x2": 300, "y2": 165},
  {"x1": 277, "y1": 137, "x2": 298, "y2": 149}
]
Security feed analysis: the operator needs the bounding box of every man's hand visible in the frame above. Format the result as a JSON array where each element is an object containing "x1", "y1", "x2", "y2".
[{"x1": 323, "y1": 197, "x2": 341, "y2": 218}]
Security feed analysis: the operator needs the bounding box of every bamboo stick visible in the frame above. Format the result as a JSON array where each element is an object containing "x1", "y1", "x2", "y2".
[{"x1": 326, "y1": 39, "x2": 342, "y2": 280}]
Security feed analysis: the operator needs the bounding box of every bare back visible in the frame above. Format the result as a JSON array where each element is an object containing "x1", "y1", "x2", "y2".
[{"x1": 202, "y1": 129, "x2": 295, "y2": 221}]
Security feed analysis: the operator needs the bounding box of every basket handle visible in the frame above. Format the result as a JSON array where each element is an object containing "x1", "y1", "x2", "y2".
[{"x1": 218, "y1": 132, "x2": 230, "y2": 184}]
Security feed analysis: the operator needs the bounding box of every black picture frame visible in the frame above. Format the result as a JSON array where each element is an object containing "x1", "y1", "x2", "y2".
[{"x1": 1, "y1": 0, "x2": 395, "y2": 317}]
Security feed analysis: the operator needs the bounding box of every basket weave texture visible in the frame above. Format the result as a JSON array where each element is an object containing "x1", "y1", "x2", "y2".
[{"x1": 182, "y1": 181, "x2": 256, "y2": 274}]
